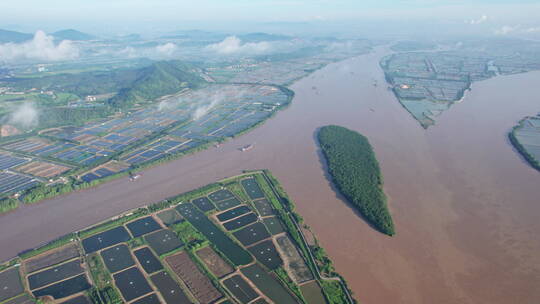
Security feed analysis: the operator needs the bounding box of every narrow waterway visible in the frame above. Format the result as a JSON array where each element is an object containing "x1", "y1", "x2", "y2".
[{"x1": 1, "y1": 48, "x2": 539, "y2": 303}]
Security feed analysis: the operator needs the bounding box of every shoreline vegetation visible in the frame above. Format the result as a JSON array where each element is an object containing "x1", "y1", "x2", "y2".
[
  {"x1": 509, "y1": 119, "x2": 540, "y2": 172},
  {"x1": 317, "y1": 125, "x2": 395, "y2": 236},
  {"x1": 1, "y1": 170, "x2": 356, "y2": 304}
]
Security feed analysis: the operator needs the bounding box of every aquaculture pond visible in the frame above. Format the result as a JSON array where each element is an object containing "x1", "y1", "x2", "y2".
[
  {"x1": 253, "y1": 199, "x2": 274, "y2": 216},
  {"x1": 216, "y1": 205, "x2": 251, "y2": 222},
  {"x1": 176, "y1": 203, "x2": 252, "y2": 266},
  {"x1": 156, "y1": 208, "x2": 183, "y2": 226},
  {"x1": 223, "y1": 274, "x2": 260, "y2": 304},
  {"x1": 24, "y1": 243, "x2": 79, "y2": 273},
  {"x1": 223, "y1": 213, "x2": 258, "y2": 231},
  {"x1": 0, "y1": 267, "x2": 24, "y2": 302},
  {"x1": 32, "y1": 274, "x2": 91, "y2": 299},
  {"x1": 262, "y1": 217, "x2": 285, "y2": 235},
  {"x1": 241, "y1": 178, "x2": 265, "y2": 200},
  {"x1": 100, "y1": 244, "x2": 135, "y2": 273},
  {"x1": 150, "y1": 271, "x2": 192, "y2": 304},
  {"x1": 126, "y1": 216, "x2": 161, "y2": 237},
  {"x1": 81, "y1": 226, "x2": 131, "y2": 253},
  {"x1": 232, "y1": 222, "x2": 271, "y2": 246},
  {"x1": 133, "y1": 247, "x2": 163, "y2": 274},
  {"x1": 131, "y1": 293, "x2": 161, "y2": 304},
  {"x1": 113, "y1": 267, "x2": 153, "y2": 302},
  {"x1": 144, "y1": 229, "x2": 184, "y2": 256},
  {"x1": 208, "y1": 189, "x2": 235, "y2": 202},
  {"x1": 241, "y1": 264, "x2": 298, "y2": 304},
  {"x1": 28, "y1": 259, "x2": 84, "y2": 290},
  {"x1": 192, "y1": 197, "x2": 215, "y2": 212},
  {"x1": 214, "y1": 197, "x2": 242, "y2": 211},
  {"x1": 247, "y1": 239, "x2": 283, "y2": 270}
]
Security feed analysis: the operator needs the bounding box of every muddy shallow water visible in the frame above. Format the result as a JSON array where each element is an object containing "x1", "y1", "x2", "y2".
[{"x1": 1, "y1": 49, "x2": 540, "y2": 303}]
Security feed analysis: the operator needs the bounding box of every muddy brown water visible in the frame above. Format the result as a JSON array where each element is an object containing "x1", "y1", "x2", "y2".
[{"x1": 1, "y1": 49, "x2": 540, "y2": 303}]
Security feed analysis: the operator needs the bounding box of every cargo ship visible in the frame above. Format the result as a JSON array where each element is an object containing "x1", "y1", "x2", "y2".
[{"x1": 240, "y1": 144, "x2": 254, "y2": 152}]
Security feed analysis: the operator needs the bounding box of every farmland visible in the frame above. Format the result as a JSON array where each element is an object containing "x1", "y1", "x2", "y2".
[
  {"x1": 381, "y1": 40, "x2": 540, "y2": 128},
  {"x1": 0, "y1": 83, "x2": 291, "y2": 210},
  {"x1": 0, "y1": 171, "x2": 355, "y2": 303}
]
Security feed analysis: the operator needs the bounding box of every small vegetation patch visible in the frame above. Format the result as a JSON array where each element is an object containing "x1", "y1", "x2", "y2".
[
  {"x1": 195, "y1": 246, "x2": 234, "y2": 278},
  {"x1": 165, "y1": 251, "x2": 222, "y2": 304}
]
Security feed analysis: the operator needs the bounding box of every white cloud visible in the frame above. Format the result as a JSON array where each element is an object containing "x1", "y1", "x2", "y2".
[
  {"x1": 155, "y1": 43, "x2": 178, "y2": 57},
  {"x1": 115, "y1": 43, "x2": 178, "y2": 59},
  {"x1": 494, "y1": 25, "x2": 519, "y2": 35},
  {"x1": 469, "y1": 15, "x2": 488, "y2": 25},
  {"x1": 8, "y1": 103, "x2": 39, "y2": 128},
  {"x1": 0, "y1": 30, "x2": 79, "y2": 62},
  {"x1": 205, "y1": 36, "x2": 272, "y2": 55},
  {"x1": 524, "y1": 27, "x2": 540, "y2": 33}
]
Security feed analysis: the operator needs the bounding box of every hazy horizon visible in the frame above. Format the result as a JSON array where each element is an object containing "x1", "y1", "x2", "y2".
[{"x1": 1, "y1": 0, "x2": 539, "y2": 39}]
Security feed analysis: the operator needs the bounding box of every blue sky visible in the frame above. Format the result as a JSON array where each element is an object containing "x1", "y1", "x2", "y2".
[{"x1": 1, "y1": 0, "x2": 538, "y2": 36}]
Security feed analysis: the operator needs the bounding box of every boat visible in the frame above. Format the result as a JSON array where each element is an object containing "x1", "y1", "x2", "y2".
[{"x1": 240, "y1": 144, "x2": 254, "y2": 152}]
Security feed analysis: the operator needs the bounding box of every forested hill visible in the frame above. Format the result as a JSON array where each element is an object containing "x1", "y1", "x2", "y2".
[
  {"x1": 317, "y1": 125, "x2": 395, "y2": 236},
  {"x1": 109, "y1": 61, "x2": 205, "y2": 108},
  {"x1": 3, "y1": 60, "x2": 205, "y2": 108}
]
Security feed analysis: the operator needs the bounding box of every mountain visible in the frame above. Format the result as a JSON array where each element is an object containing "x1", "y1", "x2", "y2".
[
  {"x1": 0, "y1": 29, "x2": 32, "y2": 43},
  {"x1": 52, "y1": 29, "x2": 95, "y2": 41},
  {"x1": 238, "y1": 32, "x2": 291, "y2": 42},
  {"x1": 109, "y1": 61, "x2": 205, "y2": 108},
  {"x1": 4, "y1": 61, "x2": 204, "y2": 109}
]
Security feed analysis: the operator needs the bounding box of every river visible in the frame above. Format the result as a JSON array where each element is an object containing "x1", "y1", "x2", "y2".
[{"x1": 1, "y1": 48, "x2": 539, "y2": 303}]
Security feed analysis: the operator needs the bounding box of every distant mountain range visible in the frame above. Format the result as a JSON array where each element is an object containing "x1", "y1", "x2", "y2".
[
  {"x1": 52, "y1": 29, "x2": 95, "y2": 41},
  {"x1": 0, "y1": 29, "x2": 33, "y2": 43},
  {"x1": 0, "y1": 28, "x2": 96, "y2": 43}
]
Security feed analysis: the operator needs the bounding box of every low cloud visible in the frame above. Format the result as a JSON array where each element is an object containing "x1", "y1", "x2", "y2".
[
  {"x1": 494, "y1": 25, "x2": 519, "y2": 35},
  {"x1": 155, "y1": 43, "x2": 178, "y2": 57},
  {"x1": 116, "y1": 43, "x2": 178, "y2": 59},
  {"x1": 205, "y1": 36, "x2": 272, "y2": 55},
  {"x1": 493, "y1": 25, "x2": 540, "y2": 35},
  {"x1": 7, "y1": 103, "x2": 39, "y2": 129},
  {"x1": 470, "y1": 15, "x2": 488, "y2": 25},
  {"x1": 524, "y1": 27, "x2": 540, "y2": 33},
  {"x1": 0, "y1": 30, "x2": 79, "y2": 62}
]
